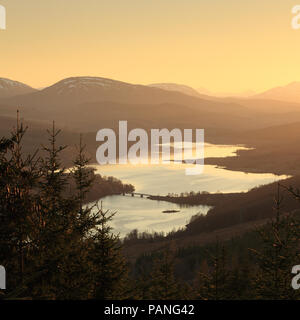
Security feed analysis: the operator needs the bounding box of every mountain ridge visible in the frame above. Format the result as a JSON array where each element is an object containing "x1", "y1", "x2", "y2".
[
  {"x1": 0, "y1": 78, "x2": 37, "y2": 98},
  {"x1": 253, "y1": 81, "x2": 300, "y2": 103},
  {"x1": 148, "y1": 83, "x2": 203, "y2": 98}
]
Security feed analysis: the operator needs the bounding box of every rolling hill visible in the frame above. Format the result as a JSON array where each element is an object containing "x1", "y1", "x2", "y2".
[
  {"x1": 0, "y1": 76, "x2": 254, "y2": 133},
  {"x1": 2, "y1": 76, "x2": 300, "y2": 150},
  {"x1": 4, "y1": 76, "x2": 243, "y2": 112},
  {"x1": 253, "y1": 82, "x2": 300, "y2": 103},
  {"x1": 148, "y1": 83, "x2": 202, "y2": 98},
  {"x1": 0, "y1": 78, "x2": 37, "y2": 99}
]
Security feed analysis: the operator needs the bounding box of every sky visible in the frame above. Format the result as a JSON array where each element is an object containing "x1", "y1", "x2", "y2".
[{"x1": 0, "y1": 0, "x2": 300, "y2": 93}]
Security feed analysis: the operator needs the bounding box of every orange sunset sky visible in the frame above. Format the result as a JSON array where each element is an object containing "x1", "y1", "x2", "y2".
[{"x1": 0, "y1": 0, "x2": 300, "y2": 93}]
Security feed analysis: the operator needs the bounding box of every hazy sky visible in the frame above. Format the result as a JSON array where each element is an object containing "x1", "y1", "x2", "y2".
[{"x1": 0, "y1": 0, "x2": 299, "y2": 93}]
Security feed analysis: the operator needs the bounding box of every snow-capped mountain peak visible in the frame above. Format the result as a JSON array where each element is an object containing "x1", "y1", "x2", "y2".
[{"x1": 45, "y1": 76, "x2": 135, "y2": 95}]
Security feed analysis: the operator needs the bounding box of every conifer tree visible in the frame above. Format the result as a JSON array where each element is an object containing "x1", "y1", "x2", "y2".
[
  {"x1": 71, "y1": 134, "x2": 97, "y2": 237},
  {"x1": 32, "y1": 122, "x2": 79, "y2": 299},
  {"x1": 225, "y1": 259, "x2": 253, "y2": 300},
  {"x1": 194, "y1": 242, "x2": 230, "y2": 300},
  {"x1": 147, "y1": 247, "x2": 182, "y2": 300},
  {"x1": 90, "y1": 204, "x2": 130, "y2": 299},
  {"x1": 0, "y1": 113, "x2": 40, "y2": 294},
  {"x1": 249, "y1": 184, "x2": 300, "y2": 300},
  {"x1": 66, "y1": 135, "x2": 101, "y2": 299},
  {"x1": 134, "y1": 264, "x2": 153, "y2": 300}
]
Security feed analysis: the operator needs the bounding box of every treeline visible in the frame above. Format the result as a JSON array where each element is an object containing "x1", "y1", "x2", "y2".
[
  {"x1": 125, "y1": 187, "x2": 300, "y2": 299},
  {"x1": 132, "y1": 192, "x2": 300, "y2": 299},
  {"x1": 123, "y1": 228, "x2": 185, "y2": 246},
  {"x1": 76, "y1": 173, "x2": 134, "y2": 204},
  {"x1": 149, "y1": 191, "x2": 218, "y2": 206},
  {"x1": 149, "y1": 181, "x2": 300, "y2": 236}
]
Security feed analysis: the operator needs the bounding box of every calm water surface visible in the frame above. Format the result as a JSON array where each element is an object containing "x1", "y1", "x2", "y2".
[{"x1": 90, "y1": 143, "x2": 288, "y2": 237}]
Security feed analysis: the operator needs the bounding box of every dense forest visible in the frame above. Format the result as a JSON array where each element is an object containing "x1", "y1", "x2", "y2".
[
  {"x1": 1, "y1": 118, "x2": 300, "y2": 300},
  {"x1": 148, "y1": 182, "x2": 300, "y2": 235}
]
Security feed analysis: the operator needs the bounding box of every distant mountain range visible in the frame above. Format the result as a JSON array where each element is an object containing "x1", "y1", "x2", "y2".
[
  {"x1": 254, "y1": 82, "x2": 300, "y2": 103},
  {"x1": 148, "y1": 83, "x2": 256, "y2": 98},
  {"x1": 4, "y1": 76, "x2": 216, "y2": 108},
  {"x1": 197, "y1": 88, "x2": 256, "y2": 98},
  {"x1": 148, "y1": 83, "x2": 203, "y2": 98},
  {"x1": 0, "y1": 76, "x2": 253, "y2": 132},
  {"x1": 3, "y1": 76, "x2": 300, "y2": 103},
  {"x1": 155, "y1": 81, "x2": 300, "y2": 103},
  {"x1": 1, "y1": 76, "x2": 300, "y2": 136},
  {"x1": 150, "y1": 81, "x2": 300, "y2": 102}
]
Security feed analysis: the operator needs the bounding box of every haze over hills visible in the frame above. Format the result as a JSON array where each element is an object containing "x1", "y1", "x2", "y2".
[
  {"x1": 0, "y1": 76, "x2": 255, "y2": 132},
  {"x1": 2, "y1": 75, "x2": 300, "y2": 138},
  {"x1": 197, "y1": 87, "x2": 256, "y2": 98},
  {"x1": 213, "y1": 96, "x2": 300, "y2": 114},
  {"x1": 0, "y1": 78, "x2": 37, "y2": 98},
  {"x1": 206, "y1": 120, "x2": 300, "y2": 176},
  {"x1": 4, "y1": 76, "x2": 216, "y2": 108},
  {"x1": 148, "y1": 83, "x2": 202, "y2": 98},
  {"x1": 253, "y1": 82, "x2": 300, "y2": 103},
  {"x1": 148, "y1": 83, "x2": 255, "y2": 99}
]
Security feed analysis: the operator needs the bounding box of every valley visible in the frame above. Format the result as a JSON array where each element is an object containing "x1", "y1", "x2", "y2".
[{"x1": 1, "y1": 76, "x2": 300, "y2": 256}]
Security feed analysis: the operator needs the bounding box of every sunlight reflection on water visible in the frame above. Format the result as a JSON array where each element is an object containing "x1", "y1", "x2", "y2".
[{"x1": 90, "y1": 143, "x2": 288, "y2": 237}]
